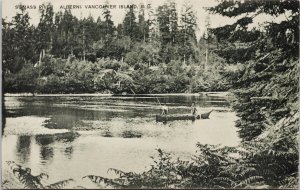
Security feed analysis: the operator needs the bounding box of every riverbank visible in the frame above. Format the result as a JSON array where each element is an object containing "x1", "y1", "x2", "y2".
[
  {"x1": 4, "y1": 93, "x2": 113, "y2": 97},
  {"x1": 4, "y1": 92, "x2": 232, "y2": 97}
]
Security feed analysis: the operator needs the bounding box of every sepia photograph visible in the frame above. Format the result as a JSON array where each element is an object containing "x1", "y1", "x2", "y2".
[{"x1": 1, "y1": 0, "x2": 299, "y2": 189}]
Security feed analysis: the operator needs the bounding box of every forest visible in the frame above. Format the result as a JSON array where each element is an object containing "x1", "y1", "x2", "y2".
[
  {"x1": 3, "y1": 1, "x2": 227, "y2": 94},
  {"x1": 2, "y1": 0, "x2": 299, "y2": 189}
]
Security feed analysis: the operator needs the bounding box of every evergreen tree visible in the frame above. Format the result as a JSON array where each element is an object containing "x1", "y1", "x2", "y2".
[
  {"x1": 95, "y1": 16, "x2": 103, "y2": 41},
  {"x1": 116, "y1": 23, "x2": 123, "y2": 39},
  {"x1": 77, "y1": 15, "x2": 97, "y2": 61},
  {"x1": 102, "y1": 5, "x2": 115, "y2": 41},
  {"x1": 4, "y1": 5, "x2": 35, "y2": 72},
  {"x1": 156, "y1": 1, "x2": 179, "y2": 63},
  {"x1": 36, "y1": 3, "x2": 54, "y2": 55},
  {"x1": 51, "y1": 11, "x2": 64, "y2": 57},
  {"x1": 59, "y1": 9, "x2": 77, "y2": 58},
  {"x1": 100, "y1": 5, "x2": 116, "y2": 58},
  {"x1": 137, "y1": 7, "x2": 150, "y2": 42},
  {"x1": 156, "y1": 1, "x2": 178, "y2": 45},
  {"x1": 2, "y1": 19, "x2": 15, "y2": 73},
  {"x1": 209, "y1": 0, "x2": 299, "y2": 141},
  {"x1": 179, "y1": 2, "x2": 197, "y2": 64},
  {"x1": 208, "y1": 0, "x2": 299, "y2": 186},
  {"x1": 122, "y1": 7, "x2": 138, "y2": 41}
]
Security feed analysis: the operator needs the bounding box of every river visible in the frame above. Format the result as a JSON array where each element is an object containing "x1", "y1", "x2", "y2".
[{"x1": 2, "y1": 93, "x2": 240, "y2": 188}]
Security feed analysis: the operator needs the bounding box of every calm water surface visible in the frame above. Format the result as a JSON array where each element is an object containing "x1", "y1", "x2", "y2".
[{"x1": 2, "y1": 94, "x2": 240, "y2": 188}]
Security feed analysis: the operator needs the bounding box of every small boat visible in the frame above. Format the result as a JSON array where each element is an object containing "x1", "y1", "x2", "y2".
[
  {"x1": 156, "y1": 114, "x2": 197, "y2": 122},
  {"x1": 200, "y1": 110, "x2": 213, "y2": 119},
  {"x1": 156, "y1": 110, "x2": 213, "y2": 122}
]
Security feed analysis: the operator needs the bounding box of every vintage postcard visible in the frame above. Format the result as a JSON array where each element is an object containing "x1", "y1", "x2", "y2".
[{"x1": 2, "y1": 0, "x2": 299, "y2": 189}]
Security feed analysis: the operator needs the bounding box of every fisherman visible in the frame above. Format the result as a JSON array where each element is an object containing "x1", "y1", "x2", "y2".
[
  {"x1": 161, "y1": 103, "x2": 169, "y2": 115},
  {"x1": 191, "y1": 102, "x2": 197, "y2": 116}
]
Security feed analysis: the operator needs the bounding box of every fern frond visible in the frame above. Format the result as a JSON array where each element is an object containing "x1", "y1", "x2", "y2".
[
  {"x1": 213, "y1": 177, "x2": 234, "y2": 184},
  {"x1": 107, "y1": 168, "x2": 127, "y2": 177},
  {"x1": 82, "y1": 175, "x2": 123, "y2": 187},
  {"x1": 240, "y1": 167, "x2": 256, "y2": 177},
  {"x1": 213, "y1": 184, "x2": 226, "y2": 189},
  {"x1": 242, "y1": 163, "x2": 258, "y2": 168},
  {"x1": 258, "y1": 169, "x2": 274, "y2": 177},
  {"x1": 37, "y1": 173, "x2": 49, "y2": 181},
  {"x1": 7, "y1": 162, "x2": 44, "y2": 189},
  {"x1": 7, "y1": 161, "x2": 21, "y2": 172},
  {"x1": 219, "y1": 170, "x2": 233, "y2": 177},
  {"x1": 73, "y1": 185, "x2": 87, "y2": 189},
  {"x1": 235, "y1": 176, "x2": 264, "y2": 188},
  {"x1": 45, "y1": 179, "x2": 74, "y2": 189}
]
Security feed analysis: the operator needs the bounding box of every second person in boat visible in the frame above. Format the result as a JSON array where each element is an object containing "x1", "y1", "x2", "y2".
[
  {"x1": 191, "y1": 102, "x2": 197, "y2": 116},
  {"x1": 161, "y1": 103, "x2": 169, "y2": 115}
]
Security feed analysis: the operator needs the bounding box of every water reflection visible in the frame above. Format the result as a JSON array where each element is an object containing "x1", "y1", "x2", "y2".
[
  {"x1": 3, "y1": 94, "x2": 239, "y2": 185},
  {"x1": 14, "y1": 134, "x2": 77, "y2": 166},
  {"x1": 64, "y1": 146, "x2": 73, "y2": 159},
  {"x1": 40, "y1": 146, "x2": 54, "y2": 164},
  {"x1": 16, "y1": 136, "x2": 31, "y2": 163},
  {"x1": 35, "y1": 132, "x2": 79, "y2": 144},
  {"x1": 4, "y1": 95, "x2": 230, "y2": 121},
  {"x1": 121, "y1": 131, "x2": 143, "y2": 138},
  {"x1": 55, "y1": 132, "x2": 80, "y2": 143},
  {"x1": 36, "y1": 135, "x2": 55, "y2": 145},
  {"x1": 34, "y1": 133, "x2": 79, "y2": 164}
]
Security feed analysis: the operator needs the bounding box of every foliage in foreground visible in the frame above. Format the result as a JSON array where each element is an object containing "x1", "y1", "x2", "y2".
[
  {"x1": 84, "y1": 130, "x2": 298, "y2": 189},
  {"x1": 4, "y1": 161, "x2": 75, "y2": 189},
  {"x1": 5, "y1": 132, "x2": 298, "y2": 189}
]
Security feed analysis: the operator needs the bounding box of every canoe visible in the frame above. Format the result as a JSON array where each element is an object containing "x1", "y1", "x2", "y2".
[
  {"x1": 200, "y1": 110, "x2": 213, "y2": 119},
  {"x1": 156, "y1": 110, "x2": 213, "y2": 122},
  {"x1": 156, "y1": 114, "x2": 197, "y2": 122}
]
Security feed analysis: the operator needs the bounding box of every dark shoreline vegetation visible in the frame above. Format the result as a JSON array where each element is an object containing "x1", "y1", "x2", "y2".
[
  {"x1": 3, "y1": 1, "x2": 228, "y2": 95},
  {"x1": 2, "y1": 0, "x2": 299, "y2": 189}
]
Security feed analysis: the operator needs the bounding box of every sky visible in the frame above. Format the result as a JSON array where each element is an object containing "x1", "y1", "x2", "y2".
[{"x1": 2, "y1": 0, "x2": 288, "y2": 39}]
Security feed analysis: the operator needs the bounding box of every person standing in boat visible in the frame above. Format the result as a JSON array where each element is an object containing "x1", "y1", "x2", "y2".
[
  {"x1": 161, "y1": 103, "x2": 169, "y2": 115},
  {"x1": 191, "y1": 102, "x2": 197, "y2": 115}
]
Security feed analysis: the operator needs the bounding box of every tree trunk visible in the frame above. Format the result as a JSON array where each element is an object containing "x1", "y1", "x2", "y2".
[{"x1": 205, "y1": 47, "x2": 208, "y2": 70}]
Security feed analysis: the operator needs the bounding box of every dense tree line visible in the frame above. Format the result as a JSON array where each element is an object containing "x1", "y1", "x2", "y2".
[{"x1": 3, "y1": 1, "x2": 227, "y2": 94}]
